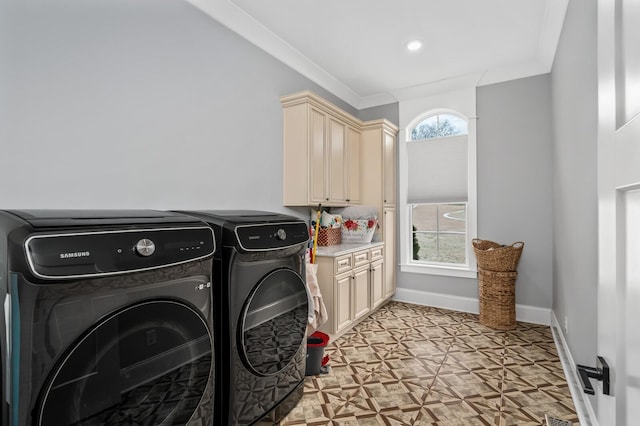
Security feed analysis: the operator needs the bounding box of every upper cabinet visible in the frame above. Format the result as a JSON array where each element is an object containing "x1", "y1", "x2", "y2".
[
  {"x1": 281, "y1": 91, "x2": 362, "y2": 207},
  {"x1": 346, "y1": 126, "x2": 362, "y2": 205},
  {"x1": 361, "y1": 119, "x2": 399, "y2": 238},
  {"x1": 382, "y1": 129, "x2": 396, "y2": 207}
]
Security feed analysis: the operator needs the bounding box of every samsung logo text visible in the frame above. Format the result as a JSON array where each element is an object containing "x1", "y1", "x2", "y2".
[{"x1": 60, "y1": 251, "x2": 91, "y2": 259}]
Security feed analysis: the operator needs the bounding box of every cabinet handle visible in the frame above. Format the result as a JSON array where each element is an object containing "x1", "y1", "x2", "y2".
[{"x1": 346, "y1": 199, "x2": 350, "y2": 202}]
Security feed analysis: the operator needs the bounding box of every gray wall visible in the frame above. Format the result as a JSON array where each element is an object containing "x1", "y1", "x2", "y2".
[
  {"x1": 399, "y1": 75, "x2": 555, "y2": 310},
  {"x1": 358, "y1": 103, "x2": 399, "y2": 125},
  {"x1": 550, "y1": 0, "x2": 598, "y2": 378},
  {"x1": 0, "y1": 0, "x2": 353, "y2": 218},
  {"x1": 477, "y1": 75, "x2": 554, "y2": 308}
]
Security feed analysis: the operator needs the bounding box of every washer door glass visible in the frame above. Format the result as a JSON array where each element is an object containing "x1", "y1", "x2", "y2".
[
  {"x1": 240, "y1": 268, "x2": 308, "y2": 376},
  {"x1": 37, "y1": 300, "x2": 212, "y2": 426}
]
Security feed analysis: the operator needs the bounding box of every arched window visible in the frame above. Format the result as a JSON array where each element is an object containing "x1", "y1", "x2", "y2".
[
  {"x1": 406, "y1": 111, "x2": 470, "y2": 267},
  {"x1": 410, "y1": 113, "x2": 468, "y2": 140}
]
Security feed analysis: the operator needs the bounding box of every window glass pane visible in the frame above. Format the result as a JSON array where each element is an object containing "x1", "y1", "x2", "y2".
[
  {"x1": 410, "y1": 114, "x2": 467, "y2": 140},
  {"x1": 410, "y1": 116, "x2": 439, "y2": 140},
  {"x1": 441, "y1": 114, "x2": 467, "y2": 135},
  {"x1": 411, "y1": 203, "x2": 466, "y2": 264},
  {"x1": 411, "y1": 204, "x2": 438, "y2": 232}
]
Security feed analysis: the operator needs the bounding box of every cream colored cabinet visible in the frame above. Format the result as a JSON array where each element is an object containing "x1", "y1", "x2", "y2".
[
  {"x1": 369, "y1": 245, "x2": 384, "y2": 309},
  {"x1": 370, "y1": 259, "x2": 384, "y2": 310},
  {"x1": 383, "y1": 208, "x2": 396, "y2": 298},
  {"x1": 281, "y1": 91, "x2": 362, "y2": 207},
  {"x1": 352, "y1": 265, "x2": 370, "y2": 321},
  {"x1": 335, "y1": 271, "x2": 352, "y2": 332},
  {"x1": 362, "y1": 120, "x2": 399, "y2": 300},
  {"x1": 327, "y1": 116, "x2": 346, "y2": 204},
  {"x1": 315, "y1": 244, "x2": 384, "y2": 338},
  {"x1": 309, "y1": 107, "x2": 327, "y2": 204},
  {"x1": 382, "y1": 130, "x2": 396, "y2": 207},
  {"x1": 345, "y1": 126, "x2": 362, "y2": 204}
]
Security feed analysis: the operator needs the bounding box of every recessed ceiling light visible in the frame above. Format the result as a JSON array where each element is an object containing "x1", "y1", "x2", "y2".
[{"x1": 406, "y1": 40, "x2": 423, "y2": 51}]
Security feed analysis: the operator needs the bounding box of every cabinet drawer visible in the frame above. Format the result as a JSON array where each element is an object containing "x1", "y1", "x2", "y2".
[
  {"x1": 353, "y1": 249, "x2": 369, "y2": 267},
  {"x1": 369, "y1": 246, "x2": 383, "y2": 261},
  {"x1": 335, "y1": 254, "x2": 353, "y2": 274}
]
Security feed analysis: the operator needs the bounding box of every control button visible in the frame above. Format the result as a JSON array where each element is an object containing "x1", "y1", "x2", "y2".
[
  {"x1": 135, "y1": 239, "x2": 156, "y2": 257},
  {"x1": 276, "y1": 228, "x2": 287, "y2": 241}
]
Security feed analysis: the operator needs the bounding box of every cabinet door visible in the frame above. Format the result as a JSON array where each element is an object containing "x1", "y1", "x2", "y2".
[
  {"x1": 370, "y1": 259, "x2": 384, "y2": 309},
  {"x1": 327, "y1": 116, "x2": 346, "y2": 204},
  {"x1": 309, "y1": 107, "x2": 327, "y2": 203},
  {"x1": 335, "y1": 271, "x2": 352, "y2": 332},
  {"x1": 352, "y1": 266, "x2": 370, "y2": 321},
  {"x1": 383, "y1": 208, "x2": 396, "y2": 298},
  {"x1": 383, "y1": 130, "x2": 396, "y2": 206},
  {"x1": 345, "y1": 126, "x2": 361, "y2": 204}
]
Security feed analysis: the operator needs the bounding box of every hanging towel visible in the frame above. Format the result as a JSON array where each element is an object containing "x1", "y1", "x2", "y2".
[{"x1": 305, "y1": 254, "x2": 328, "y2": 333}]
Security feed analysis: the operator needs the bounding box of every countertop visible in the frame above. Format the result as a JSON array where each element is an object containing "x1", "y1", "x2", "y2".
[{"x1": 315, "y1": 241, "x2": 383, "y2": 257}]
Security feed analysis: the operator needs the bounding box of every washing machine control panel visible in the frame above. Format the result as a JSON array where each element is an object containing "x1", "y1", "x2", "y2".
[
  {"x1": 25, "y1": 226, "x2": 215, "y2": 279},
  {"x1": 234, "y1": 222, "x2": 309, "y2": 251}
]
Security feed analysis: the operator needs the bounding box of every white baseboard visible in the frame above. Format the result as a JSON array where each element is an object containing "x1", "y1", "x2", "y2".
[
  {"x1": 393, "y1": 287, "x2": 551, "y2": 325},
  {"x1": 550, "y1": 312, "x2": 598, "y2": 426}
]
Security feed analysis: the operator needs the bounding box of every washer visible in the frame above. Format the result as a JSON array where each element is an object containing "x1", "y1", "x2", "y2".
[
  {"x1": 179, "y1": 210, "x2": 310, "y2": 425},
  {"x1": 0, "y1": 210, "x2": 216, "y2": 426}
]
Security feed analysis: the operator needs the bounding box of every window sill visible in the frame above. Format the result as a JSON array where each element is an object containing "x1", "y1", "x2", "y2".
[{"x1": 400, "y1": 263, "x2": 477, "y2": 279}]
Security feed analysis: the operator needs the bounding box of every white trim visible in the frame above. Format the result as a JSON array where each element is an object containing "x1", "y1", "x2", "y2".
[
  {"x1": 400, "y1": 264, "x2": 477, "y2": 279},
  {"x1": 393, "y1": 287, "x2": 551, "y2": 325},
  {"x1": 398, "y1": 89, "x2": 478, "y2": 277},
  {"x1": 550, "y1": 312, "x2": 599, "y2": 426}
]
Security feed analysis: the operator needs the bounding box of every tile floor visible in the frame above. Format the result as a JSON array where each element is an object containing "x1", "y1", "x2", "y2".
[{"x1": 281, "y1": 301, "x2": 579, "y2": 425}]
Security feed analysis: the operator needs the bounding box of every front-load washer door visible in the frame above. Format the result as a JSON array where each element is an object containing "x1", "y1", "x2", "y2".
[
  {"x1": 36, "y1": 300, "x2": 213, "y2": 426},
  {"x1": 239, "y1": 268, "x2": 308, "y2": 376}
]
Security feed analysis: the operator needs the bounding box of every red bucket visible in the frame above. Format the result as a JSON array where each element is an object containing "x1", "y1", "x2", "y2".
[{"x1": 305, "y1": 331, "x2": 330, "y2": 375}]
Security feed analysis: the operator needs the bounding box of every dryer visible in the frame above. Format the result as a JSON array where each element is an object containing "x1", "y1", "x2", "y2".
[
  {"x1": 0, "y1": 210, "x2": 216, "y2": 426},
  {"x1": 179, "y1": 211, "x2": 310, "y2": 425}
]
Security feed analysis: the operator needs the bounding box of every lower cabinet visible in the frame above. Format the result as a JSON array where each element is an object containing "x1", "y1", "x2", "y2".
[
  {"x1": 335, "y1": 271, "x2": 352, "y2": 332},
  {"x1": 352, "y1": 265, "x2": 371, "y2": 322},
  {"x1": 370, "y1": 259, "x2": 384, "y2": 310},
  {"x1": 316, "y1": 243, "x2": 385, "y2": 339}
]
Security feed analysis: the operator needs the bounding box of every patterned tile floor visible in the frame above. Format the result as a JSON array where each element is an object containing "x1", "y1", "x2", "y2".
[{"x1": 281, "y1": 301, "x2": 579, "y2": 426}]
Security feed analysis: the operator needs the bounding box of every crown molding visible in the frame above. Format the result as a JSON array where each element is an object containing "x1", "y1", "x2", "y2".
[
  {"x1": 185, "y1": 0, "x2": 362, "y2": 108},
  {"x1": 185, "y1": 0, "x2": 567, "y2": 109}
]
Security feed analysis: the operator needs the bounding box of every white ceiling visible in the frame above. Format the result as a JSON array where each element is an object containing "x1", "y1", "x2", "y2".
[{"x1": 186, "y1": 0, "x2": 569, "y2": 109}]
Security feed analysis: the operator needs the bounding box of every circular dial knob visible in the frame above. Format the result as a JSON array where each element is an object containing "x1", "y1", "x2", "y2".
[
  {"x1": 275, "y1": 229, "x2": 287, "y2": 241},
  {"x1": 135, "y1": 238, "x2": 156, "y2": 257}
]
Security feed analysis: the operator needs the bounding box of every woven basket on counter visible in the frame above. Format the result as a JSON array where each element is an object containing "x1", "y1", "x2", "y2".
[
  {"x1": 472, "y1": 239, "x2": 524, "y2": 272},
  {"x1": 317, "y1": 227, "x2": 341, "y2": 246},
  {"x1": 478, "y1": 268, "x2": 517, "y2": 330}
]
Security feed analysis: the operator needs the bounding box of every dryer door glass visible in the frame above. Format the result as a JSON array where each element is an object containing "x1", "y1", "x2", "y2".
[
  {"x1": 240, "y1": 268, "x2": 308, "y2": 376},
  {"x1": 37, "y1": 300, "x2": 213, "y2": 426}
]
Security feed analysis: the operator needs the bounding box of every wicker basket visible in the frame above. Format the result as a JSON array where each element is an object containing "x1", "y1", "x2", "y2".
[
  {"x1": 472, "y1": 239, "x2": 524, "y2": 272},
  {"x1": 317, "y1": 227, "x2": 342, "y2": 246},
  {"x1": 478, "y1": 268, "x2": 517, "y2": 330}
]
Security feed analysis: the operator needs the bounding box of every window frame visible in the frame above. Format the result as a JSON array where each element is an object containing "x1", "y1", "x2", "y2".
[
  {"x1": 398, "y1": 91, "x2": 477, "y2": 278},
  {"x1": 410, "y1": 202, "x2": 468, "y2": 267}
]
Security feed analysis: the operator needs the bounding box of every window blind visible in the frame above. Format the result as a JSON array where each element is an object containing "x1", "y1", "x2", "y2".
[{"x1": 407, "y1": 135, "x2": 468, "y2": 204}]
